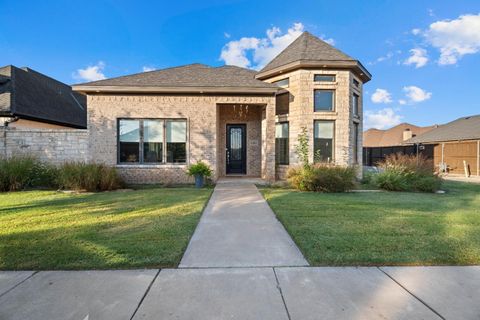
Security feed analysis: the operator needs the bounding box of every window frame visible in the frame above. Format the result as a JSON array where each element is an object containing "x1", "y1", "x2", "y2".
[
  {"x1": 313, "y1": 120, "x2": 335, "y2": 163},
  {"x1": 353, "y1": 122, "x2": 359, "y2": 164},
  {"x1": 275, "y1": 122, "x2": 289, "y2": 165},
  {"x1": 353, "y1": 78, "x2": 360, "y2": 88},
  {"x1": 117, "y1": 118, "x2": 187, "y2": 165},
  {"x1": 314, "y1": 89, "x2": 335, "y2": 112},
  {"x1": 272, "y1": 78, "x2": 289, "y2": 88},
  {"x1": 314, "y1": 74, "x2": 336, "y2": 82},
  {"x1": 353, "y1": 93, "x2": 359, "y2": 116}
]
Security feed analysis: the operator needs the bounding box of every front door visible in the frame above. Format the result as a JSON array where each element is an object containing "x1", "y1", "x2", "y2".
[{"x1": 226, "y1": 124, "x2": 246, "y2": 174}]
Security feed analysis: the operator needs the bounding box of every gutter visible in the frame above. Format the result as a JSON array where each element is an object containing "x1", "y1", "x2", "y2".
[{"x1": 72, "y1": 85, "x2": 279, "y2": 95}]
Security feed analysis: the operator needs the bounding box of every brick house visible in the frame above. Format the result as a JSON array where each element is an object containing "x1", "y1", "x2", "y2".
[{"x1": 73, "y1": 32, "x2": 371, "y2": 184}]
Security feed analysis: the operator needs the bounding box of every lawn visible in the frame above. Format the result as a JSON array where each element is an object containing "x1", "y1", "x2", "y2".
[
  {"x1": 261, "y1": 181, "x2": 480, "y2": 266},
  {"x1": 0, "y1": 187, "x2": 212, "y2": 270}
]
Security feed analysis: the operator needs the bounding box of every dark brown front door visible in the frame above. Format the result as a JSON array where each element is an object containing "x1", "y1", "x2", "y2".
[{"x1": 226, "y1": 124, "x2": 246, "y2": 174}]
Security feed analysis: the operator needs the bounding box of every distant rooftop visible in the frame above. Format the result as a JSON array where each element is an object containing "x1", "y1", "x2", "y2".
[
  {"x1": 364, "y1": 123, "x2": 437, "y2": 147},
  {"x1": 407, "y1": 115, "x2": 480, "y2": 144}
]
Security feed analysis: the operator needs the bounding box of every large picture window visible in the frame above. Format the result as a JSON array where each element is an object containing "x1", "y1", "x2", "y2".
[
  {"x1": 353, "y1": 93, "x2": 359, "y2": 116},
  {"x1": 314, "y1": 90, "x2": 334, "y2": 112},
  {"x1": 353, "y1": 123, "x2": 359, "y2": 164},
  {"x1": 314, "y1": 121, "x2": 334, "y2": 163},
  {"x1": 275, "y1": 122, "x2": 289, "y2": 165},
  {"x1": 118, "y1": 119, "x2": 186, "y2": 164}
]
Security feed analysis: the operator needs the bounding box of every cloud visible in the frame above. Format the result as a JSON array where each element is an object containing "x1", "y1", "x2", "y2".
[
  {"x1": 220, "y1": 23, "x2": 332, "y2": 70},
  {"x1": 142, "y1": 66, "x2": 156, "y2": 72},
  {"x1": 403, "y1": 86, "x2": 432, "y2": 103},
  {"x1": 411, "y1": 28, "x2": 422, "y2": 35},
  {"x1": 404, "y1": 48, "x2": 429, "y2": 68},
  {"x1": 73, "y1": 62, "x2": 106, "y2": 82},
  {"x1": 371, "y1": 88, "x2": 393, "y2": 104},
  {"x1": 424, "y1": 13, "x2": 480, "y2": 65},
  {"x1": 398, "y1": 99, "x2": 407, "y2": 105},
  {"x1": 364, "y1": 108, "x2": 402, "y2": 130},
  {"x1": 224, "y1": 32, "x2": 231, "y2": 39}
]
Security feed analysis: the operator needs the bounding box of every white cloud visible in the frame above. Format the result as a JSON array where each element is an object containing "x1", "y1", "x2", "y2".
[
  {"x1": 142, "y1": 66, "x2": 156, "y2": 72},
  {"x1": 424, "y1": 13, "x2": 480, "y2": 65},
  {"x1": 73, "y1": 61, "x2": 106, "y2": 82},
  {"x1": 371, "y1": 88, "x2": 393, "y2": 104},
  {"x1": 220, "y1": 23, "x2": 332, "y2": 70},
  {"x1": 364, "y1": 108, "x2": 402, "y2": 130},
  {"x1": 411, "y1": 28, "x2": 422, "y2": 35},
  {"x1": 404, "y1": 48, "x2": 429, "y2": 68},
  {"x1": 224, "y1": 32, "x2": 231, "y2": 39},
  {"x1": 398, "y1": 99, "x2": 407, "y2": 105},
  {"x1": 403, "y1": 86, "x2": 432, "y2": 103}
]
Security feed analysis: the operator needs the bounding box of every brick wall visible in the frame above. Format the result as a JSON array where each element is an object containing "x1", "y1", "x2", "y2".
[{"x1": 0, "y1": 127, "x2": 89, "y2": 164}]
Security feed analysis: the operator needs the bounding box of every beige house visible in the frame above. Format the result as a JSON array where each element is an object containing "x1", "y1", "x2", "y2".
[{"x1": 73, "y1": 32, "x2": 371, "y2": 184}]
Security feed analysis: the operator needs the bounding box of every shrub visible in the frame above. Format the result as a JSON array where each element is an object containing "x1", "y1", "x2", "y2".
[
  {"x1": 186, "y1": 161, "x2": 212, "y2": 177},
  {"x1": 0, "y1": 156, "x2": 57, "y2": 192},
  {"x1": 56, "y1": 162, "x2": 123, "y2": 192},
  {"x1": 287, "y1": 164, "x2": 356, "y2": 193},
  {"x1": 374, "y1": 153, "x2": 441, "y2": 192}
]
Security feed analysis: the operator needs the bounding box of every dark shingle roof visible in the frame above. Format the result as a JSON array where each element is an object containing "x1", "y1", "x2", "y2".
[
  {"x1": 255, "y1": 31, "x2": 371, "y2": 82},
  {"x1": 260, "y1": 31, "x2": 355, "y2": 73},
  {"x1": 74, "y1": 64, "x2": 279, "y2": 92},
  {"x1": 408, "y1": 115, "x2": 480, "y2": 144},
  {"x1": 0, "y1": 65, "x2": 86, "y2": 128}
]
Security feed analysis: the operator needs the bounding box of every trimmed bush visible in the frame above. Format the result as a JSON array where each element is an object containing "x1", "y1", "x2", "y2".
[
  {"x1": 56, "y1": 162, "x2": 124, "y2": 192},
  {"x1": 374, "y1": 153, "x2": 442, "y2": 192},
  {"x1": 287, "y1": 164, "x2": 356, "y2": 193}
]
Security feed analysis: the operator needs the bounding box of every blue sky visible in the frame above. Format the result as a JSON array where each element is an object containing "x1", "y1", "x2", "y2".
[{"x1": 1, "y1": 0, "x2": 479, "y2": 129}]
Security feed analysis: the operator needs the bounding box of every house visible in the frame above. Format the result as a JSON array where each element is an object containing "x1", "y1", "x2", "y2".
[
  {"x1": 363, "y1": 123, "x2": 436, "y2": 166},
  {"x1": 0, "y1": 65, "x2": 86, "y2": 129},
  {"x1": 73, "y1": 31, "x2": 371, "y2": 183},
  {"x1": 407, "y1": 115, "x2": 480, "y2": 176}
]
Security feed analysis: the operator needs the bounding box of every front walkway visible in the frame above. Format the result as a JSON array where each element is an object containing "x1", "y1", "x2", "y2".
[{"x1": 179, "y1": 180, "x2": 308, "y2": 267}]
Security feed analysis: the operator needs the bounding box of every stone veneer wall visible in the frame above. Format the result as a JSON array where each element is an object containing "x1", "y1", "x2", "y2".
[
  {"x1": 87, "y1": 94, "x2": 276, "y2": 184},
  {"x1": 0, "y1": 128, "x2": 89, "y2": 164},
  {"x1": 266, "y1": 69, "x2": 363, "y2": 171}
]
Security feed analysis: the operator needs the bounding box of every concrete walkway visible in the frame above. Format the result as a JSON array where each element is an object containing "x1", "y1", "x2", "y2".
[
  {"x1": 179, "y1": 180, "x2": 308, "y2": 267},
  {"x1": 1, "y1": 266, "x2": 480, "y2": 319}
]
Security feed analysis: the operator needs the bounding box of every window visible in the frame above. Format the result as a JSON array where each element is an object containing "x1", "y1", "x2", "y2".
[
  {"x1": 119, "y1": 120, "x2": 140, "y2": 163},
  {"x1": 166, "y1": 120, "x2": 187, "y2": 163},
  {"x1": 276, "y1": 92, "x2": 290, "y2": 115},
  {"x1": 314, "y1": 74, "x2": 335, "y2": 82},
  {"x1": 353, "y1": 78, "x2": 360, "y2": 88},
  {"x1": 353, "y1": 123, "x2": 359, "y2": 164},
  {"x1": 272, "y1": 78, "x2": 289, "y2": 87},
  {"x1": 314, "y1": 121, "x2": 334, "y2": 163},
  {"x1": 275, "y1": 122, "x2": 289, "y2": 165},
  {"x1": 314, "y1": 90, "x2": 334, "y2": 112},
  {"x1": 353, "y1": 93, "x2": 359, "y2": 116},
  {"x1": 144, "y1": 120, "x2": 163, "y2": 162},
  {"x1": 118, "y1": 119, "x2": 186, "y2": 164}
]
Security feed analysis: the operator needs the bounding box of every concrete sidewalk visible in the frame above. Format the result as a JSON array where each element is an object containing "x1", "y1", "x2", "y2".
[
  {"x1": 1, "y1": 266, "x2": 479, "y2": 319},
  {"x1": 179, "y1": 181, "x2": 308, "y2": 267}
]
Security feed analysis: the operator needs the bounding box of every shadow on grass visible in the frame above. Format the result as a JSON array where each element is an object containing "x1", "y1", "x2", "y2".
[
  {"x1": 262, "y1": 181, "x2": 480, "y2": 266},
  {"x1": 0, "y1": 188, "x2": 212, "y2": 270}
]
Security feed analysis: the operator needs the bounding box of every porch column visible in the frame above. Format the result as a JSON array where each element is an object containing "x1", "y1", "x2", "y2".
[{"x1": 262, "y1": 98, "x2": 276, "y2": 181}]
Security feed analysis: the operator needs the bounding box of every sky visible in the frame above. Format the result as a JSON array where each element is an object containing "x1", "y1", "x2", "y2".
[{"x1": 1, "y1": 0, "x2": 479, "y2": 130}]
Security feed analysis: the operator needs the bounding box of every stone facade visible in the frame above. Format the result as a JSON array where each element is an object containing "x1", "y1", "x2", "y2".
[
  {"x1": 265, "y1": 68, "x2": 363, "y2": 170},
  {"x1": 0, "y1": 127, "x2": 89, "y2": 164},
  {"x1": 87, "y1": 94, "x2": 276, "y2": 184}
]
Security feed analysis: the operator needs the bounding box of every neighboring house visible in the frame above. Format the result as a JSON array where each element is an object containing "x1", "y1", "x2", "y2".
[
  {"x1": 73, "y1": 31, "x2": 371, "y2": 183},
  {"x1": 407, "y1": 115, "x2": 480, "y2": 176},
  {"x1": 0, "y1": 65, "x2": 86, "y2": 129},
  {"x1": 363, "y1": 123, "x2": 436, "y2": 166}
]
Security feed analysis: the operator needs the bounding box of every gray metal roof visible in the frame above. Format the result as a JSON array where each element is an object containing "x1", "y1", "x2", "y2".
[
  {"x1": 259, "y1": 32, "x2": 355, "y2": 73},
  {"x1": 0, "y1": 65, "x2": 86, "y2": 128},
  {"x1": 74, "y1": 64, "x2": 279, "y2": 92},
  {"x1": 407, "y1": 115, "x2": 480, "y2": 144}
]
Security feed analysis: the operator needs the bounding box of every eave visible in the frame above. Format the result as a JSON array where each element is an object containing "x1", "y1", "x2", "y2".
[
  {"x1": 72, "y1": 85, "x2": 279, "y2": 95},
  {"x1": 255, "y1": 60, "x2": 372, "y2": 83}
]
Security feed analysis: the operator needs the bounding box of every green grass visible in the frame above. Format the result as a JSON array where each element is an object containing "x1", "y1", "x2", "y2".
[
  {"x1": 261, "y1": 181, "x2": 480, "y2": 266},
  {"x1": 0, "y1": 188, "x2": 212, "y2": 270}
]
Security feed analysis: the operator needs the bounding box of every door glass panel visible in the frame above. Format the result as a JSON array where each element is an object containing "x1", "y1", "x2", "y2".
[{"x1": 230, "y1": 128, "x2": 242, "y2": 161}]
